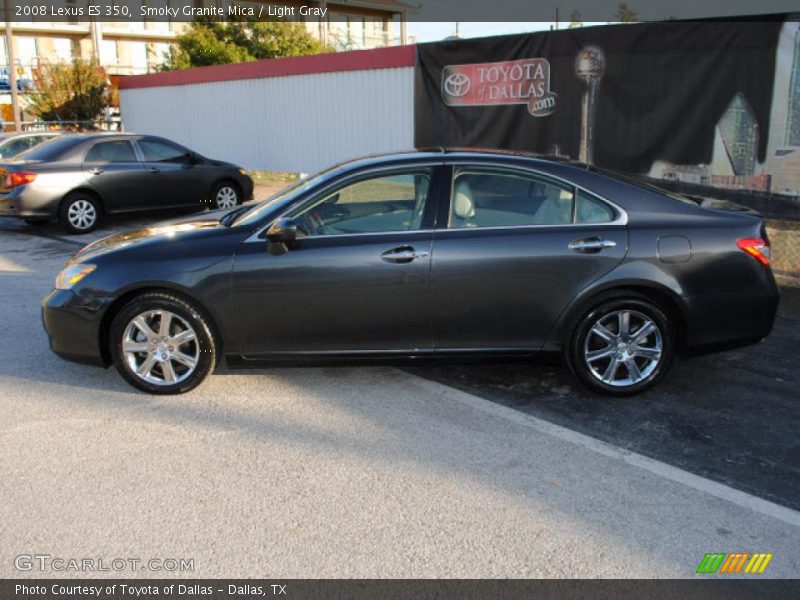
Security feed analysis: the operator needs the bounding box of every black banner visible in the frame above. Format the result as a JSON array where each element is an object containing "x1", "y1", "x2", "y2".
[
  {"x1": 4, "y1": 580, "x2": 800, "y2": 600},
  {"x1": 2, "y1": 1, "x2": 798, "y2": 23},
  {"x1": 415, "y1": 18, "x2": 799, "y2": 201}
]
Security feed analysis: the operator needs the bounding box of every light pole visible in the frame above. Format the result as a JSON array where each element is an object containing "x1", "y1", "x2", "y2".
[
  {"x1": 575, "y1": 46, "x2": 606, "y2": 164},
  {"x1": 3, "y1": 0, "x2": 21, "y2": 131}
]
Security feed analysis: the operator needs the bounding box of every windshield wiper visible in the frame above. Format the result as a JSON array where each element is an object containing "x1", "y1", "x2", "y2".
[{"x1": 220, "y1": 204, "x2": 253, "y2": 227}]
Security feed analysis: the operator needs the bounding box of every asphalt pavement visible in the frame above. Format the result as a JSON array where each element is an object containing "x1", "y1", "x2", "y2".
[
  {"x1": 407, "y1": 287, "x2": 800, "y2": 511},
  {"x1": 1, "y1": 215, "x2": 799, "y2": 578}
]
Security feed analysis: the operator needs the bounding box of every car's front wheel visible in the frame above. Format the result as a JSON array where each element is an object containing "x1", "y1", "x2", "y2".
[
  {"x1": 212, "y1": 181, "x2": 241, "y2": 210},
  {"x1": 109, "y1": 292, "x2": 217, "y2": 394},
  {"x1": 566, "y1": 293, "x2": 674, "y2": 396},
  {"x1": 59, "y1": 192, "x2": 101, "y2": 234}
]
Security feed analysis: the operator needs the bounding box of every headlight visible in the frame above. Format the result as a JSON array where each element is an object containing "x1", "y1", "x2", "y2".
[{"x1": 55, "y1": 263, "x2": 96, "y2": 290}]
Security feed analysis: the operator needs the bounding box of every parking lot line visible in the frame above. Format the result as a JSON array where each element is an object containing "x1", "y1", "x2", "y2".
[{"x1": 406, "y1": 371, "x2": 800, "y2": 529}]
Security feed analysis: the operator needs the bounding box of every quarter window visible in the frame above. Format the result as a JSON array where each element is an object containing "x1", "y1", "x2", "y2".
[
  {"x1": 85, "y1": 140, "x2": 137, "y2": 163},
  {"x1": 576, "y1": 190, "x2": 615, "y2": 223},
  {"x1": 291, "y1": 171, "x2": 433, "y2": 236}
]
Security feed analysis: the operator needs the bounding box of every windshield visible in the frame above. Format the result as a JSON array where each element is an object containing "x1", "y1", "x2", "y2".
[
  {"x1": 233, "y1": 165, "x2": 342, "y2": 226},
  {"x1": 16, "y1": 136, "x2": 81, "y2": 161}
]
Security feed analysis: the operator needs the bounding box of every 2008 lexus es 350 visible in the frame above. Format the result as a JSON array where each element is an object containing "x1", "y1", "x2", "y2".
[{"x1": 42, "y1": 150, "x2": 779, "y2": 396}]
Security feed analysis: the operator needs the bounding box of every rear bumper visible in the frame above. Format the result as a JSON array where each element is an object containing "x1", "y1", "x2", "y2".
[
  {"x1": 41, "y1": 289, "x2": 107, "y2": 367},
  {"x1": 683, "y1": 278, "x2": 780, "y2": 353},
  {"x1": 0, "y1": 192, "x2": 54, "y2": 218}
]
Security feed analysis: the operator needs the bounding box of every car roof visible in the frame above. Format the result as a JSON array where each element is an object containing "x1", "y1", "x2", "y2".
[{"x1": 334, "y1": 149, "x2": 701, "y2": 217}]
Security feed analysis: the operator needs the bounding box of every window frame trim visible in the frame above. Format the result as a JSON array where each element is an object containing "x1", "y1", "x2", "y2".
[
  {"x1": 246, "y1": 161, "x2": 445, "y2": 242},
  {"x1": 442, "y1": 161, "x2": 628, "y2": 230}
]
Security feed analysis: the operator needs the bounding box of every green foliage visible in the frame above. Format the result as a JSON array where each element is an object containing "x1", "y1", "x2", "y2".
[
  {"x1": 615, "y1": 3, "x2": 638, "y2": 22},
  {"x1": 162, "y1": 18, "x2": 328, "y2": 70},
  {"x1": 27, "y1": 58, "x2": 108, "y2": 122},
  {"x1": 568, "y1": 10, "x2": 583, "y2": 28}
]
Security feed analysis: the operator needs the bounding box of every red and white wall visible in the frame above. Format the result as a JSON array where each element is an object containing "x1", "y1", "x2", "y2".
[{"x1": 119, "y1": 46, "x2": 416, "y2": 173}]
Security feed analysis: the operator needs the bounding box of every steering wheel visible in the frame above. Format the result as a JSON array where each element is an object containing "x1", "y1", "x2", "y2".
[{"x1": 302, "y1": 209, "x2": 329, "y2": 236}]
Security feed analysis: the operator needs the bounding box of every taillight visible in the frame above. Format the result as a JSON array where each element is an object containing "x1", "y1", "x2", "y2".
[
  {"x1": 4, "y1": 172, "x2": 37, "y2": 188},
  {"x1": 737, "y1": 237, "x2": 770, "y2": 266}
]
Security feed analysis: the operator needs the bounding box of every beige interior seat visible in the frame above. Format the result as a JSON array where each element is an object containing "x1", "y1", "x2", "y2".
[{"x1": 452, "y1": 180, "x2": 475, "y2": 226}]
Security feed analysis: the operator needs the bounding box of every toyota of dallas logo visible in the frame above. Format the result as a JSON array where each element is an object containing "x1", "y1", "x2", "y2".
[{"x1": 441, "y1": 58, "x2": 557, "y2": 117}]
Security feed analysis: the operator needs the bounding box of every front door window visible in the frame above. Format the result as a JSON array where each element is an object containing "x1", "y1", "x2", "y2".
[{"x1": 290, "y1": 170, "x2": 433, "y2": 236}]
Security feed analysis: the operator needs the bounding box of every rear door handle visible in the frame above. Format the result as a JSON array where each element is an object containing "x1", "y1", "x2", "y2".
[
  {"x1": 148, "y1": 168, "x2": 160, "y2": 173},
  {"x1": 568, "y1": 238, "x2": 617, "y2": 253},
  {"x1": 381, "y1": 246, "x2": 429, "y2": 264},
  {"x1": 90, "y1": 168, "x2": 103, "y2": 175}
]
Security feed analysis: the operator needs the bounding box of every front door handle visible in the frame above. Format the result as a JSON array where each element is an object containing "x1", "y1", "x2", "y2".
[
  {"x1": 148, "y1": 168, "x2": 160, "y2": 173},
  {"x1": 568, "y1": 238, "x2": 617, "y2": 253},
  {"x1": 90, "y1": 168, "x2": 103, "y2": 175},
  {"x1": 381, "y1": 246, "x2": 429, "y2": 264}
]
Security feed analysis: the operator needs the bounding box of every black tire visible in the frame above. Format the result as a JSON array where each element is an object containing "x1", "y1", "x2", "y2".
[
  {"x1": 565, "y1": 292, "x2": 674, "y2": 396},
  {"x1": 24, "y1": 218, "x2": 49, "y2": 225},
  {"x1": 58, "y1": 192, "x2": 101, "y2": 234},
  {"x1": 109, "y1": 292, "x2": 217, "y2": 395},
  {"x1": 211, "y1": 180, "x2": 241, "y2": 210}
]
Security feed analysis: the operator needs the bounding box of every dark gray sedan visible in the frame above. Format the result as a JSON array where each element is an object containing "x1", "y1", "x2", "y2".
[
  {"x1": 0, "y1": 133, "x2": 253, "y2": 233},
  {"x1": 42, "y1": 150, "x2": 778, "y2": 396}
]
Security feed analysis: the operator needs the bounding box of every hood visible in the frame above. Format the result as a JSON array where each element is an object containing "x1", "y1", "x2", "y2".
[
  {"x1": 207, "y1": 158, "x2": 239, "y2": 169},
  {"x1": 72, "y1": 210, "x2": 230, "y2": 263}
]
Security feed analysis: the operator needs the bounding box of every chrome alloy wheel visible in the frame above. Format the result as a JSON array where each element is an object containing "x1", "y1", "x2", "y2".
[
  {"x1": 67, "y1": 199, "x2": 97, "y2": 230},
  {"x1": 122, "y1": 310, "x2": 199, "y2": 386},
  {"x1": 583, "y1": 309, "x2": 663, "y2": 387},
  {"x1": 215, "y1": 186, "x2": 238, "y2": 209}
]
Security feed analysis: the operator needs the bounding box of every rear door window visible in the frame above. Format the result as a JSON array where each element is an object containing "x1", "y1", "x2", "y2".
[
  {"x1": 449, "y1": 168, "x2": 576, "y2": 228},
  {"x1": 84, "y1": 140, "x2": 138, "y2": 163}
]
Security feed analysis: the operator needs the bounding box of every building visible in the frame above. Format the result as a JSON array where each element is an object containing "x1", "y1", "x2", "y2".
[
  {"x1": 0, "y1": 0, "x2": 414, "y2": 82},
  {"x1": 717, "y1": 93, "x2": 759, "y2": 177}
]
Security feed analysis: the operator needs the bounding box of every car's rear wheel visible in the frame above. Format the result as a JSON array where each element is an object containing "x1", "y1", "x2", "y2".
[
  {"x1": 109, "y1": 292, "x2": 217, "y2": 395},
  {"x1": 59, "y1": 192, "x2": 101, "y2": 234},
  {"x1": 212, "y1": 181, "x2": 241, "y2": 210},
  {"x1": 566, "y1": 293, "x2": 674, "y2": 396}
]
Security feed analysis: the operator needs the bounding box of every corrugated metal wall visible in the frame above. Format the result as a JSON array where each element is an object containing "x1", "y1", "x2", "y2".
[{"x1": 119, "y1": 67, "x2": 415, "y2": 174}]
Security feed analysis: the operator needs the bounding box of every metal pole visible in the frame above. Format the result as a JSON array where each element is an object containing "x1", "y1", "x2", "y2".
[
  {"x1": 3, "y1": 0, "x2": 21, "y2": 131},
  {"x1": 320, "y1": 0, "x2": 327, "y2": 48},
  {"x1": 89, "y1": 17, "x2": 102, "y2": 62},
  {"x1": 579, "y1": 89, "x2": 589, "y2": 163}
]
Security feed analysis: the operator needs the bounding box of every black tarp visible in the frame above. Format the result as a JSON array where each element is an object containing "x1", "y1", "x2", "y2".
[{"x1": 415, "y1": 20, "x2": 786, "y2": 173}]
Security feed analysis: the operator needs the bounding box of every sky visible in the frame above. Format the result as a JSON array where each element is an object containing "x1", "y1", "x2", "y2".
[{"x1": 407, "y1": 22, "x2": 608, "y2": 43}]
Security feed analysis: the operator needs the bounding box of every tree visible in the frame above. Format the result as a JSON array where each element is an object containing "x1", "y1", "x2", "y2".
[
  {"x1": 568, "y1": 10, "x2": 583, "y2": 28},
  {"x1": 162, "y1": 18, "x2": 328, "y2": 70},
  {"x1": 615, "y1": 3, "x2": 638, "y2": 22},
  {"x1": 27, "y1": 58, "x2": 108, "y2": 122}
]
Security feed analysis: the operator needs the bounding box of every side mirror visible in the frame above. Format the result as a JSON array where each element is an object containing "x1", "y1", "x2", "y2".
[{"x1": 266, "y1": 217, "x2": 297, "y2": 255}]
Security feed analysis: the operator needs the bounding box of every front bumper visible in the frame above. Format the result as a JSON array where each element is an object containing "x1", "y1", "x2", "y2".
[
  {"x1": 241, "y1": 174, "x2": 255, "y2": 200},
  {"x1": 41, "y1": 289, "x2": 107, "y2": 367}
]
